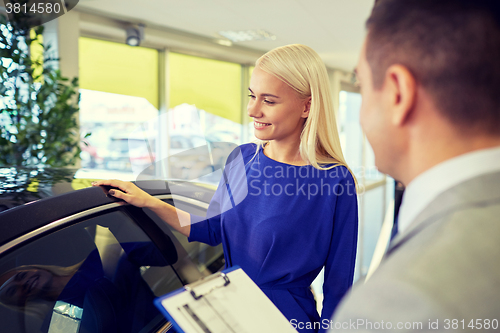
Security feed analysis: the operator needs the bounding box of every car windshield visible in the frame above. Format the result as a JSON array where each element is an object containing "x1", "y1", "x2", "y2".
[{"x1": 108, "y1": 139, "x2": 130, "y2": 153}]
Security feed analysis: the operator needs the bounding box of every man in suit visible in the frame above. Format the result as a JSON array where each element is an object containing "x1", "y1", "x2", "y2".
[{"x1": 329, "y1": 0, "x2": 500, "y2": 331}]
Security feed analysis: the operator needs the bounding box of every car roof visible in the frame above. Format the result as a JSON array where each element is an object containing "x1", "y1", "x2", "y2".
[
  {"x1": 0, "y1": 167, "x2": 216, "y2": 209},
  {"x1": 0, "y1": 181, "x2": 215, "y2": 246},
  {"x1": 0, "y1": 167, "x2": 216, "y2": 247}
]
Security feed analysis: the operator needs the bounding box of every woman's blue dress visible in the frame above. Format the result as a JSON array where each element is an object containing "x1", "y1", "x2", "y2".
[{"x1": 188, "y1": 143, "x2": 358, "y2": 332}]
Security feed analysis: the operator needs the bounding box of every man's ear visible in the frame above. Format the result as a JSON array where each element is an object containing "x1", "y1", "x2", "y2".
[
  {"x1": 302, "y1": 97, "x2": 312, "y2": 118},
  {"x1": 383, "y1": 64, "x2": 417, "y2": 126}
]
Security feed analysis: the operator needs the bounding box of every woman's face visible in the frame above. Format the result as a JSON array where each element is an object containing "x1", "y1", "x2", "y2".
[
  {"x1": 0, "y1": 268, "x2": 54, "y2": 306},
  {"x1": 247, "y1": 67, "x2": 310, "y2": 143}
]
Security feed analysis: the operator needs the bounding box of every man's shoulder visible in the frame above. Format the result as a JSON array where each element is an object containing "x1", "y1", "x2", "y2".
[
  {"x1": 401, "y1": 170, "x2": 500, "y2": 238},
  {"x1": 388, "y1": 184, "x2": 500, "y2": 280},
  {"x1": 332, "y1": 198, "x2": 500, "y2": 329}
]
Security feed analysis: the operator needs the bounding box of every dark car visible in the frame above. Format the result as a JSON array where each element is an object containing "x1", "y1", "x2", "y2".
[{"x1": 0, "y1": 168, "x2": 224, "y2": 333}]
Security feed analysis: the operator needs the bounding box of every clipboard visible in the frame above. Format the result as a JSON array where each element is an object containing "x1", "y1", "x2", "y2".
[{"x1": 154, "y1": 266, "x2": 298, "y2": 333}]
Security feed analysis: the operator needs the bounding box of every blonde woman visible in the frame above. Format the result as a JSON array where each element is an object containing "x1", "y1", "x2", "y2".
[
  {"x1": 0, "y1": 243, "x2": 164, "y2": 332},
  {"x1": 0, "y1": 263, "x2": 81, "y2": 308},
  {"x1": 94, "y1": 44, "x2": 358, "y2": 333},
  {"x1": 0, "y1": 259, "x2": 90, "y2": 332}
]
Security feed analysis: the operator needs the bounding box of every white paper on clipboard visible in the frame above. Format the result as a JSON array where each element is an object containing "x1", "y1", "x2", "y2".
[{"x1": 154, "y1": 266, "x2": 298, "y2": 333}]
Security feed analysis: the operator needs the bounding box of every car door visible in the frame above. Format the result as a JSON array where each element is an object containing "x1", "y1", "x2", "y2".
[
  {"x1": 142, "y1": 197, "x2": 225, "y2": 283},
  {"x1": 0, "y1": 204, "x2": 180, "y2": 333},
  {"x1": 0, "y1": 189, "x2": 222, "y2": 333}
]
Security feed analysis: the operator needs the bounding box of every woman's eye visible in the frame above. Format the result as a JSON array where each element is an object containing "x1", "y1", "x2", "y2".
[
  {"x1": 248, "y1": 94, "x2": 255, "y2": 99},
  {"x1": 7, "y1": 286, "x2": 16, "y2": 298},
  {"x1": 14, "y1": 272, "x2": 26, "y2": 281},
  {"x1": 264, "y1": 100, "x2": 275, "y2": 105}
]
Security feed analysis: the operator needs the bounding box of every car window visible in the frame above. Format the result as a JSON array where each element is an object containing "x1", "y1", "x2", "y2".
[
  {"x1": 143, "y1": 199, "x2": 225, "y2": 282},
  {"x1": 108, "y1": 139, "x2": 129, "y2": 153},
  {"x1": 190, "y1": 136, "x2": 207, "y2": 148},
  {"x1": 0, "y1": 209, "x2": 181, "y2": 333}
]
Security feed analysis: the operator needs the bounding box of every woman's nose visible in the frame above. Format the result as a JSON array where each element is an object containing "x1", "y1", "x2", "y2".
[{"x1": 247, "y1": 100, "x2": 262, "y2": 118}]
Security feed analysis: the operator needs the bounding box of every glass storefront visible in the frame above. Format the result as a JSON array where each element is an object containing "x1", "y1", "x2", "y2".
[{"x1": 78, "y1": 39, "x2": 249, "y2": 183}]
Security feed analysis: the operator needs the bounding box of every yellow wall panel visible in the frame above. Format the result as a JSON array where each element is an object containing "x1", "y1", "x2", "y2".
[
  {"x1": 79, "y1": 37, "x2": 159, "y2": 109},
  {"x1": 30, "y1": 29, "x2": 43, "y2": 82},
  {"x1": 247, "y1": 65, "x2": 255, "y2": 123},
  {"x1": 169, "y1": 53, "x2": 242, "y2": 124}
]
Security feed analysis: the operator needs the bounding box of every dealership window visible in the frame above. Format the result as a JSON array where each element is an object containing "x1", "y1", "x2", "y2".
[
  {"x1": 338, "y1": 88, "x2": 392, "y2": 281},
  {"x1": 169, "y1": 52, "x2": 242, "y2": 136},
  {"x1": 78, "y1": 38, "x2": 249, "y2": 183},
  {"x1": 78, "y1": 37, "x2": 159, "y2": 179},
  {"x1": 151, "y1": 52, "x2": 245, "y2": 183}
]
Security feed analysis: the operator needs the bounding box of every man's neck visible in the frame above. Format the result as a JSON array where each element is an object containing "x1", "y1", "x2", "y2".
[{"x1": 401, "y1": 133, "x2": 500, "y2": 186}]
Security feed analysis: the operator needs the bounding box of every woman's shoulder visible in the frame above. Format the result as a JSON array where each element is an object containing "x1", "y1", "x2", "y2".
[
  {"x1": 320, "y1": 164, "x2": 355, "y2": 183},
  {"x1": 221, "y1": 142, "x2": 257, "y2": 167},
  {"x1": 239, "y1": 142, "x2": 258, "y2": 155},
  {"x1": 230, "y1": 142, "x2": 258, "y2": 161}
]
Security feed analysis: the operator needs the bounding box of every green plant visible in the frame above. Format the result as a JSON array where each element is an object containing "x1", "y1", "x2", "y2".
[{"x1": 0, "y1": 14, "x2": 82, "y2": 167}]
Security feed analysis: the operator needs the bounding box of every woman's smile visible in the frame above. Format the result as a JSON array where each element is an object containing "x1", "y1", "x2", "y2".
[{"x1": 254, "y1": 120, "x2": 272, "y2": 130}]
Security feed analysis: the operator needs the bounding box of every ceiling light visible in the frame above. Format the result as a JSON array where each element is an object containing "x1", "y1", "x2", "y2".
[
  {"x1": 218, "y1": 30, "x2": 277, "y2": 43},
  {"x1": 126, "y1": 24, "x2": 145, "y2": 47}
]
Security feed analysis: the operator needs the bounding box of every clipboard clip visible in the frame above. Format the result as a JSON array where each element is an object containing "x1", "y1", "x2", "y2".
[{"x1": 185, "y1": 272, "x2": 230, "y2": 300}]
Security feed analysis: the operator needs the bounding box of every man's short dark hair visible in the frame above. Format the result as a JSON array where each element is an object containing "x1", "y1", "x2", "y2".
[{"x1": 366, "y1": 0, "x2": 500, "y2": 135}]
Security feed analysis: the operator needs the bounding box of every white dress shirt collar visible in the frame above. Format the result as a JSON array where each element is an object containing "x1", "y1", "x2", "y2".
[{"x1": 398, "y1": 146, "x2": 500, "y2": 234}]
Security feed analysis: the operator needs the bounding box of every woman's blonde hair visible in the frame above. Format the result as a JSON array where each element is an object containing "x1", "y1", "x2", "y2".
[
  {"x1": 0, "y1": 262, "x2": 82, "y2": 321},
  {"x1": 254, "y1": 44, "x2": 357, "y2": 185}
]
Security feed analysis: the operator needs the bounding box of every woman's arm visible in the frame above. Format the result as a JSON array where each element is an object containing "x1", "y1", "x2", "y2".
[
  {"x1": 320, "y1": 175, "x2": 359, "y2": 330},
  {"x1": 92, "y1": 180, "x2": 191, "y2": 237}
]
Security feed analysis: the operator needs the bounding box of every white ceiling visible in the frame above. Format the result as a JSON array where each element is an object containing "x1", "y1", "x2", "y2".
[{"x1": 77, "y1": 0, "x2": 374, "y2": 71}]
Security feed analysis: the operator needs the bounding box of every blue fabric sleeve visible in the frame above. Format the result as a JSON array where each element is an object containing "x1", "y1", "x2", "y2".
[
  {"x1": 320, "y1": 173, "x2": 359, "y2": 330},
  {"x1": 188, "y1": 213, "x2": 222, "y2": 246},
  {"x1": 187, "y1": 144, "x2": 252, "y2": 246},
  {"x1": 187, "y1": 170, "x2": 227, "y2": 246}
]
